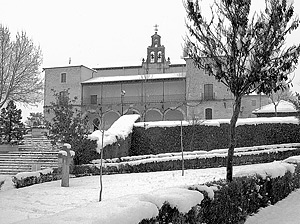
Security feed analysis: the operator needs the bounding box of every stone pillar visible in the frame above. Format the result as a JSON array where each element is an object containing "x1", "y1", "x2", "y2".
[{"x1": 58, "y1": 143, "x2": 75, "y2": 187}]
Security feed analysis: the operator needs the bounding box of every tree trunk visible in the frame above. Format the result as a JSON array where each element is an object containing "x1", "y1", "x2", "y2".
[{"x1": 226, "y1": 95, "x2": 242, "y2": 182}]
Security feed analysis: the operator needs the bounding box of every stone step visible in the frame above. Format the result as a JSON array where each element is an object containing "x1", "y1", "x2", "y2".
[
  {"x1": 0, "y1": 149, "x2": 60, "y2": 175},
  {"x1": 0, "y1": 161, "x2": 58, "y2": 165},
  {"x1": 0, "y1": 166, "x2": 56, "y2": 175},
  {"x1": 0, "y1": 156, "x2": 58, "y2": 160}
]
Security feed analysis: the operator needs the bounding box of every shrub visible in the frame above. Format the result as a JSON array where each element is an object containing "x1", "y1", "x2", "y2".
[
  {"x1": 139, "y1": 164, "x2": 300, "y2": 224},
  {"x1": 12, "y1": 168, "x2": 61, "y2": 188},
  {"x1": 71, "y1": 147, "x2": 300, "y2": 177},
  {"x1": 130, "y1": 123, "x2": 300, "y2": 156}
]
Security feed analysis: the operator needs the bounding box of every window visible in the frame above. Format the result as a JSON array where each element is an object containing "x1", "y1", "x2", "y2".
[
  {"x1": 61, "y1": 73, "x2": 66, "y2": 83},
  {"x1": 205, "y1": 108, "x2": 213, "y2": 119},
  {"x1": 58, "y1": 91, "x2": 68, "y2": 104},
  {"x1": 204, "y1": 84, "x2": 214, "y2": 100},
  {"x1": 91, "y1": 95, "x2": 97, "y2": 104},
  {"x1": 157, "y1": 51, "x2": 162, "y2": 62},
  {"x1": 204, "y1": 64, "x2": 211, "y2": 74},
  {"x1": 150, "y1": 52, "x2": 155, "y2": 63}
]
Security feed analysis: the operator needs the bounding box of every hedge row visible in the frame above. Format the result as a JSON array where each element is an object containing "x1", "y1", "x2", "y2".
[
  {"x1": 139, "y1": 164, "x2": 300, "y2": 224},
  {"x1": 12, "y1": 168, "x2": 61, "y2": 188},
  {"x1": 130, "y1": 123, "x2": 300, "y2": 156},
  {"x1": 71, "y1": 147, "x2": 300, "y2": 177}
]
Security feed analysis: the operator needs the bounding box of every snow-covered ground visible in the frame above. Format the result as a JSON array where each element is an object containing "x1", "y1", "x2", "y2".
[
  {"x1": 1, "y1": 116, "x2": 299, "y2": 223},
  {"x1": 0, "y1": 161, "x2": 299, "y2": 224}
]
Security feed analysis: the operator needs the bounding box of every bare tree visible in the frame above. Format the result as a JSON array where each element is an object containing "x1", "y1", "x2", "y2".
[
  {"x1": 268, "y1": 84, "x2": 295, "y2": 116},
  {"x1": 185, "y1": 0, "x2": 300, "y2": 181},
  {"x1": 0, "y1": 25, "x2": 43, "y2": 108}
]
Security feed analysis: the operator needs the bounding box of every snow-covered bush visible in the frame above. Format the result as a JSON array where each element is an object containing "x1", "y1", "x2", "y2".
[
  {"x1": 12, "y1": 168, "x2": 60, "y2": 188},
  {"x1": 71, "y1": 144, "x2": 300, "y2": 177},
  {"x1": 140, "y1": 163, "x2": 300, "y2": 224},
  {"x1": 131, "y1": 121, "x2": 300, "y2": 156}
]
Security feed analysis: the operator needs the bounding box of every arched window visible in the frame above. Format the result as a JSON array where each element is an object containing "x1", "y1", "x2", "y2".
[
  {"x1": 205, "y1": 108, "x2": 213, "y2": 120},
  {"x1": 93, "y1": 118, "x2": 100, "y2": 131},
  {"x1": 157, "y1": 51, "x2": 162, "y2": 62},
  {"x1": 150, "y1": 51, "x2": 155, "y2": 63}
]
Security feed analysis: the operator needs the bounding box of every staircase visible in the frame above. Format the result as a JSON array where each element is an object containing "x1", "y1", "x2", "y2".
[
  {"x1": 0, "y1": 151, "x2": 59, "y2": 175},
  {"x1": 0, "y1": 133, "x2": 59, "y2": 175},
  {"x1": 19, "y1": 134, "x2": 54, "y2": 151}
]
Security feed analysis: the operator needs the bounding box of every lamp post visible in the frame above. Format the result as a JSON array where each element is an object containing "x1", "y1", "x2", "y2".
[{"x1": 121, "y1": 90, "x2": 126, "y2": 115}]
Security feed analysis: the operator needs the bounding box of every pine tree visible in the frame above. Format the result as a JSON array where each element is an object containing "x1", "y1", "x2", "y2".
[
  {"x1": 0, "y1": 100, "x2": 25, "y2": 144},
  {"x1": 46, "y1": 90, "x2": 98, "y2": 165}
]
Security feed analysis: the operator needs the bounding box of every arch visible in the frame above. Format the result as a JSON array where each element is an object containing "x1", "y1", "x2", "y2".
[
  {"x1": 103, "y1": 111, "x2": 119, "y2": 130},
  {"x1": 145, "y1": 108, "x2": 162, "y2": 122},
  {"x1": 157, "y1": 51, "x2": 162, "y2": 62},
  {"x1": 205, "y1": 108, "x2": 213, "y2": 120},
  {"x1": 150, "y1": 51, "x2": 155, "y2": 63},
  {"x1": 125, "y1": 108, "x2": 140, "y2": 115},
  {"x1": 164, "y1": 108, "x2": 184, "y2": 121},
  {"x1": 92, "y1": 118, "x2": 100, "y2": 131}
]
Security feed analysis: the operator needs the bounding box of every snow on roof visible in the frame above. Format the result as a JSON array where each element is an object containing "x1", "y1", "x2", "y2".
[
  {"x1": 82, "y1": 72, "x2": 186, "y2": 84},
  {"x1": 252, "y1": 100, "x2": 297, "y2": 114},
  {"x1": 88, "y1": 114, "x2": 140, "y2": 152},
  {"x1": 43, "y1": 65, "x2": 97, "y2": 72}
]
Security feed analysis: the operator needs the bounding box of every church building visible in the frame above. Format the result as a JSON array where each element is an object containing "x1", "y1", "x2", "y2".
[{"x1": 43, "y1": 27, "x2": 269, "y2": 129}]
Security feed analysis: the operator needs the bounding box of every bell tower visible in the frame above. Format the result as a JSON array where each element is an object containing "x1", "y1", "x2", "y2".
[{"x1": 142, "y1": 25, "x2": 170, "y2": 74}]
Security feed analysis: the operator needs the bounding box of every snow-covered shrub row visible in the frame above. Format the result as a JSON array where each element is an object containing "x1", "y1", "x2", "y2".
[
  {"x1": 130, "y1": 121, "x2": 300, "y2": 156},
  {"x1": 12, "y1": 168, "x2": 60, "y2": 188},
  {"x1": 72, "y1": 145, "x2": 300, "y2": 176},
  {"x1": 96, "y1": 143, "x2": 300, "y2": 164},
  {"x1": 140, "y1": 162, "x2": 300, "y2": 224}
]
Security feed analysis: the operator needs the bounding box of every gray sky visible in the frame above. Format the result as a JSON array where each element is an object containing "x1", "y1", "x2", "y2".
[{"x1": 1, "y1": 0, "x2": 300, "y2": 120}]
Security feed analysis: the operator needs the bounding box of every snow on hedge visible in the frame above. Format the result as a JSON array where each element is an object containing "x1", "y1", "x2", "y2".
[
  {"x1": 234, "y1": 161, "x2": 295, "y2": 179},
  {"x1": 141, "y1": 187, "x2": 204, "y2": 213},
  {"x1": 88, "y1": 114, "x2": 140, "y2": 152},
  {"x1": 283, "y1": 155, "x2": 300, "y2": 164},
  {"x1": 134, "y1": 116, "x2": 299, "y2": 129},
  {"x1": 14, "y1": 168, "x2": 54, "y2": 180},
  {"x1": 14, "y1": 187, "x2": 204, "y2": 224},
  {"x1": 91, "y1": 143, "x2": 300, "y2": 168}
]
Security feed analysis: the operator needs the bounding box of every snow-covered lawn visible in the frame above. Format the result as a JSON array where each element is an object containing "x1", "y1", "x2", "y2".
[{"x1": 0, "y1": 161, "x2": 299, "y2": 224}]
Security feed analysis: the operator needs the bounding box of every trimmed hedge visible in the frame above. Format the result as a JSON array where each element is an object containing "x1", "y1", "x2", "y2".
[
  {"x1": 130, "y1": 123, "x2": 300, "y2": 156},
  {"x1": 71, "y1": 147, "x2": 300, "y2": 177},
  {"x1": 12, "y1": 168, "x2": 61, "y2": 188},
  {"x1": 139, "y1": 164, "x2": 300, "y2": 224}
]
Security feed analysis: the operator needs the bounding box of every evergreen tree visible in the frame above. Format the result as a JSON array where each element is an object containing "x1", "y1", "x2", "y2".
[
  {"x1": 185, "y1": 0, "x2": 300, "y2": 181},
  {"x1": 46, "y1": 90, "x2": 98, "y2": 165},
  {"x1": 0, "y1": 100, "x2": 25, "y2": 144},
  {"x1": 26, "y1": 112, "x2": 45, "y2": 127}
]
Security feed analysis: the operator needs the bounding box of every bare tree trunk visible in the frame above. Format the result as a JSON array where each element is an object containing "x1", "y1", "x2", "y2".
[
  {"x1": 180, "y1": 120, "x2": 184, "y2": 176},
  {"x1": 275, "y1": 104, "x2": 278, "y2": 117},
  {"x1": 226, "y1": 96, "x2": 242, "y2": 182},
  {"x1": 99, "y1": 119, "x2": 105, "y2": 202}
]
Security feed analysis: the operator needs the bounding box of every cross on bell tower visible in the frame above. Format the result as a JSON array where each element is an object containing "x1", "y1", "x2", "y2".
[
  {"x1": 142, "y1": 25, "x2": 170, "y2": 74},
  {"x1": 154, "y1": 24, "x2": 159, "y2": 33},
  {"x1": 146, "y1": 25, "x2": 165, "y2": 64}
]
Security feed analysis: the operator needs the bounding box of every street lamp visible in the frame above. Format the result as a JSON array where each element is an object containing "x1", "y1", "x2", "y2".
[{"x1": 121, "y1": 90, "x2": 126, "y2": 115}]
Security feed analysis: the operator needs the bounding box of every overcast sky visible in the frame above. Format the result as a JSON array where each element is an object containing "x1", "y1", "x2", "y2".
[{"x1": 1, "y1": 0, "x2": 300, "y2": 120}]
